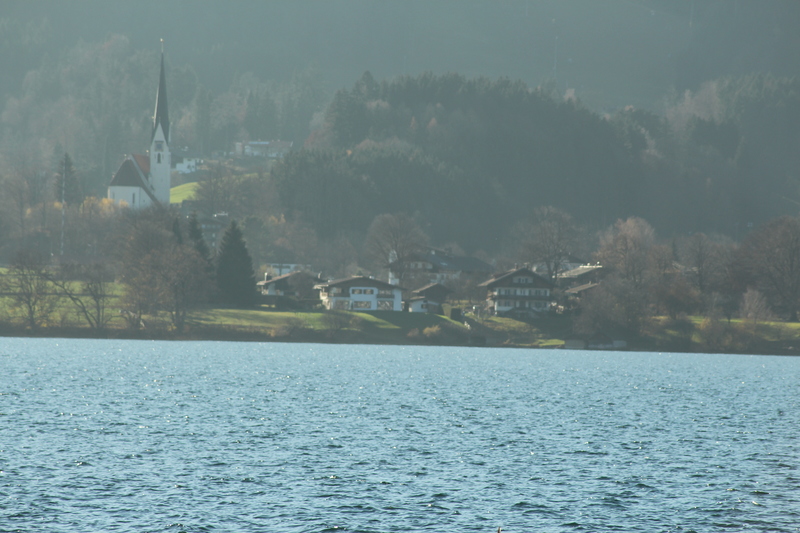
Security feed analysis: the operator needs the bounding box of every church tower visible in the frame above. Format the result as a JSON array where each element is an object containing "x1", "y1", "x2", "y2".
[
  {"x1": 150, "y1": 42, "x2": 171, "y2": 205},
  {"x1": 107, "y1": 42, "x2": 172, "y2": 208}
]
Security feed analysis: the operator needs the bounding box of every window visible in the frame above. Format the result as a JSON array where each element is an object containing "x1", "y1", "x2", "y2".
[
  {"x1": 353, "y1": 301, "x2": 371, "y2": 309},
  {"x1": 157, "y1": 153, "x2": 162, "y2": 164},
  {"x1": 334, "y1": 300, "x2": 350, "y2": 310},
  {"x1": 378, "y1": 289, "x2": 393, "y2": 298},
  {"x1": 155, "y1": 141, "x2": 164, "y2": 152},
  {"x1": 364, "y1": 289, "x2": 375, "y2": 295},
  {"x1": 352, "y1": 288, "x2": 363, "y2": 295},
  {"x1": 377, "y1": 300, "x2": 393, "y2": 310}
]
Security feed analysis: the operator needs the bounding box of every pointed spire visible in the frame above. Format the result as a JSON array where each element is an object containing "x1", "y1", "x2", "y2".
[{"x1": 152, "y1": 40, "x2": 169, "y2": 144}]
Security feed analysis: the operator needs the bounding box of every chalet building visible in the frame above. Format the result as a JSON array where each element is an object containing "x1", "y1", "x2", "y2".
[
  {"x1": 531, "y1": 254, "x2": 586, "y2": 279},
  {"x1": 408, "y1": 283, "x2": 452, "y2": 314},
  {"x1": 108, "y1": 45, "x2": 171, "y2": 208},
  {"x1": 257, "y1": 271, "x2": 322, "y2": 309},
  {"x1": 388, "y1": 247, "x2": 493, "y2": 286},
  {"x1": 558, "y1": 263, "x2": 605, "y2": 310},
  {"x1": 479, "y1": 266, "x2": 554, "y2": 317},
  {"x1": 315, "y1": 276, "x2": 404, "y2": 311},
  {"x1": 557, "y1": 263, "x2": 605, "y2": 289}
]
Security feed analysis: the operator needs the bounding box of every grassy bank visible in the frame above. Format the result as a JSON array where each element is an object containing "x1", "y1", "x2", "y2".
[{"x1": 2, "y1": 296, "x2": 800, "y2": 354}]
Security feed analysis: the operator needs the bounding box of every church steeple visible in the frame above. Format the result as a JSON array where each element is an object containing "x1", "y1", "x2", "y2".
[
  {"x1": 152, "y1": 40, "x2": 169, "y2": 144},
  {"x1": 149, "y1": 39, "x2": 171, "y2": 205}
]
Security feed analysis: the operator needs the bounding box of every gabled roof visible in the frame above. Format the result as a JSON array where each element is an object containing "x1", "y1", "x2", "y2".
[
  {"x1": 412, "y1": 282, "x2": 452, "y2": 297},
  {"x1": 257, "y1": 271, "x2": 320, "y2": 287},
  {"x1": 478, "y1": 267, "x2": 554, "y2": 288},
  {"x1": 564, "y1": 282, "x2": 599, "y2": 295},
  {"x1": 152, "y1": 51, "x2": 169, "y2": 143},
  {"x1": 108, "y1": 156, "x2": 158, "y2": 204},
  {"x1": 315, "y1": 276, "x2": 404, "y2": 291},
  {"x1": 560, "y1": 264, "x2": 603, "y2": 279},
  {"x1": 132, "y1": 153, "x2": 150, "y2": 175},
  {"x1": 391, "y1": 248, "x2": 493, "y2": 274}
]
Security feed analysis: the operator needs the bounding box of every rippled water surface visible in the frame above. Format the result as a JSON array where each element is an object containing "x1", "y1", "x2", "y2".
[{"x1": 1, "y1": 338, "x2": 799, "y2": 532}]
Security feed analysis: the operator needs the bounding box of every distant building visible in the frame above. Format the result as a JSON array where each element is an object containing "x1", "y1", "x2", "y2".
[
  {"x1": 388, "y1": 247, "x2": 493, "y2": 286},
  {"x1": 197, "y1": 212, "x2": 229, "y2": 251},
  {"x1": 478, "y1": 266, "x2": 554, "y2": 317},
  {"x1": 257, "y1": 271, "x2": 322, "y2": 309},
  {"x1": 108, "y1": 46, "x2": 171, "y2": 208},
  {"x1": 315, "y1": 276, "x2": 404, "y2": 311},
  {"x1": 234, "y1": 140, "x2": 293, "y2": 159},
  {"x1": 408, "y1": 283, "x2": 452, "y2": 314}
]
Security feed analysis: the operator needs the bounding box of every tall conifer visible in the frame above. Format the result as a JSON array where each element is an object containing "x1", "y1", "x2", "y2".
[{"x1": 215, "y1": 220, "x2": 256, "y2": 307}]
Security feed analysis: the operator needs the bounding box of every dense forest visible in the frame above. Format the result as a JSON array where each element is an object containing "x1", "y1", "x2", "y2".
[
  {"x1": 273, "y1": 71, "x2": 800, "y2": 253},
  {"x1": 1, "y1": 1, "x2": 800, "y2": 262}
]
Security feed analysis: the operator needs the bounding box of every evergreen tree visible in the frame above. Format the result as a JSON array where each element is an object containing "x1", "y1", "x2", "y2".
[
  {"x1": 187, "y1": 212, "x2": 211, "y2": 263},
  {"x1": 215, "y1": 220, "x2": 256, "y2": 307},
  {"x1": 172, "y1": 216, "x2": 184, "y2": 245},
  {"x1": 54, "y1": 152, "x2": 82, "y2": 206}
]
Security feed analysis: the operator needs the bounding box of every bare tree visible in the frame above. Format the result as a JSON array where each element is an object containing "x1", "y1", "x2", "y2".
[
  {"x1": 48, "y1": 262, "x2": 114, "y2": 332},
  {"x1": 573, "y1": 276, "x2": 650, "y2": 336},
  {"x1": 738, "y1": 216, "x2": 800, "y2": 321},
  {"x1": 0, "y1": 249, "x2": 58, "y2": 331},
  {"x1": 115, "y1": 210, "x2": 210, "y2": 330},
  {"x1": 515, "y1": 206, "x2": 580, "y2": 280},
  {"x1": 365, "y1": 213, "x2": 428, "y2": 280},
  {"x1": 596, "y1": 217, "x2": 656, "y2": 288}
]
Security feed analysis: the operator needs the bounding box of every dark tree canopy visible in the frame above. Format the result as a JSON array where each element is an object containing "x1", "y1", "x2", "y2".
[
  {"x1": 54, "y1": 153, "x2": 82, "y2": 206},
  {"x1": 215, "y1": 220, "x2": 256, "y2": 307}
]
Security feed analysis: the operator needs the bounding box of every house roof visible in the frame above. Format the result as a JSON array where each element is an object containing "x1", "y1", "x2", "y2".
[
  {"x1": 391, "y1": 248, "x2": 493, "y2": 274},
  {"x1": 412, "y1": 282, "x2": 452, "y2": 297},
  {"x1": 257, "y1": 271, "x2": 319, "y2": 287},
  {"x1": 132, "y1": 153, "x2": 150, "y2": 175},
  {"x1": 478, "y1": 267, "x2": 554, "y2": 288},
  {"x1": 108, "y1": 157, "x2": 158, "y2": 204},
  {"x1": 564, "y1": 282, "x2": 599, "y2": 295},
  {"x1": 560, "y1": 264, "x2": 603, "y2": 279},
  {"x1": 315, "y1": 276, "x2": 404, "y2": 291}
]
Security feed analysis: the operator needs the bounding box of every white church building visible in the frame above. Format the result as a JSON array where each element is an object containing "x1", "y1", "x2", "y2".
[{"x1": 108, "y1": 47, "x2": 171, "y2": 207}]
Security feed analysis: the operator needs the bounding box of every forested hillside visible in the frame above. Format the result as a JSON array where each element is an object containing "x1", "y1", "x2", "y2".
[
  {"x1": 274, "y1": 72, "x2": 800, "y2": 252},
  {"x1": 1, "y1": 0, "x2": 800, "y2": 263}
]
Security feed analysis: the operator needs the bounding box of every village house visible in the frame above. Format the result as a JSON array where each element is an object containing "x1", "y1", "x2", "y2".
[
  {"x1": 559, "y1": 263, "x2": 605, "y2": 310},
  {"x1": 257, "y1": 271, "x2": 322, "y2": 309},
  {"x1": 531, "y1": 254, "x2": 587, "y2": 279},
  {"x1": 388, "y1": 247, "x2": 493, "y2": 286},
  {"x1": 234, "y1": 140, "x2": 293, "y2": 158},
  {"x1": 478, "y1": 266, "x2": 554, "y2": 317},
  {"x1": 557, "y1": 263, "x2": 605, "y2": 289},
  {"x1": 315, "y1": 276, "x2": 404, "y2": 311},
  {"x1": 407, "y1": 283, "x2": 452, "y2": 314}
]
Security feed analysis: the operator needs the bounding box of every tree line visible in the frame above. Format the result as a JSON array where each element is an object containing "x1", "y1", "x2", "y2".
[{"x1": 0, "y1": 207, "x2": 256, "y2": 333}]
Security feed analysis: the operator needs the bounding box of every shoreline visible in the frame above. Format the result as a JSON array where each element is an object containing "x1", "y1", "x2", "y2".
[{"x1": 3, "y1": 321, "x2": 799, "y2": 356}]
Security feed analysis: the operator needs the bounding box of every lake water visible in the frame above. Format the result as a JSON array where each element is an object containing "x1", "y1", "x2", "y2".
[{"x1": 1, "y1": 338, "x2": 798, "y2": 533}]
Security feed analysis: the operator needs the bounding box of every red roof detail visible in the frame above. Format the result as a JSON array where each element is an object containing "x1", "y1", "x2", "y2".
[{"x1": 132, "y1": 153, "x2": 150, "y2": 175}]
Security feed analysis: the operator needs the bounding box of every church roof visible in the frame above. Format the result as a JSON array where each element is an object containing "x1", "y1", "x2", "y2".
[
  {"x1": 109, "y1": 156, "x2": 158, "y2": 204},
  {"x1": 152, "y1": 51, "x2": 169, "y2": 144},
  {"x1": 132, "y1": 153, "x2": 150, "y2": 175}
]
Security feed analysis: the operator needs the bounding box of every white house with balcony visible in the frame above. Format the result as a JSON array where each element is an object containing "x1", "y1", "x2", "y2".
[
  {"x1": 478, "y1": 266, "x2": 554, "y2": 317},
  {"x1": 315, "y1": 276, "x2": 404, "y2": 311}
]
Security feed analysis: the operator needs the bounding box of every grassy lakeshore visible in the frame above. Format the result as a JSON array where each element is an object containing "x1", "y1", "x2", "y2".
[{"x1": 2, "y1": 299, "x2": 800, "y2": 355}]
